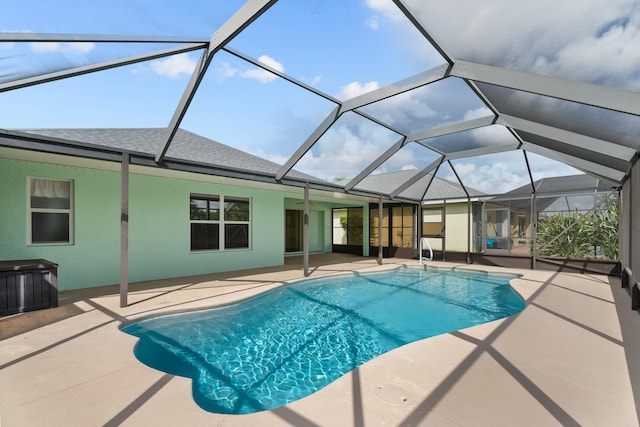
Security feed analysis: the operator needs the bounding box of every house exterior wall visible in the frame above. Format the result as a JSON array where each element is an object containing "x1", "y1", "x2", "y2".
[
  {"x1": 1, "y1": 151, "x2": 369, "y2": 291},
  {"x1": 444, "y1": 203, "x2": 471, "y2": 252},
  {"x1": 422, "y1": 203, "x2": 470, "y2": 253},
  {"x1": 2, "y1": 156, "x2": 122, "y2": 290}
]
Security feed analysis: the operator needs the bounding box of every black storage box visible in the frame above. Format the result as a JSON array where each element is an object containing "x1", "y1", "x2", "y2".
[{"x1": 0, "y1": 259, "x2": 58, "y2": 316}]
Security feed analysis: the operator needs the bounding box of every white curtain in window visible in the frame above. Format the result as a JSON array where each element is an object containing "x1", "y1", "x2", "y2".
[{"x1": 31, "y1": 178, "x2": 70, "y2": 199}]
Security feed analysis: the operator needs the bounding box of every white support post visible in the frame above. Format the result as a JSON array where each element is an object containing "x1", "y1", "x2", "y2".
[
  {"x1": 303, "y1": 182, "x2": 309, "y2": 277},
  {"x1": 442, "y1": 200, "x2": 447, "y2": 262},
  {"x1": 467, "y1": 198, "x2": 471, "y2": 264},
  {"x1": 120, "y1": 153, "x2": 129, "y2": 308},
  {"x1": 532, "y1": 192, "x2": 537, "y2": 270},
  {"x1": 378, "y1": 196, "x2": 383, "y2": 265}
]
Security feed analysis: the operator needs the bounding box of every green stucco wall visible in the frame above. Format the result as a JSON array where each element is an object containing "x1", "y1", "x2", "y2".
[{"x1": 0, "y1": 156, "x2": 303, "y2": 290}]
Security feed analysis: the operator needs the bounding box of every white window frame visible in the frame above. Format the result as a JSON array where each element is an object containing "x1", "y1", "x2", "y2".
[
  {"x1": 189, "y1": 194, "x2": 251, "y2": 252},
  {"x1": 28, "y1": 177, "x2": 74, "y2": 245},
  {"x1": 222, "y1": 196, "x2": 251, "y2": 251}
]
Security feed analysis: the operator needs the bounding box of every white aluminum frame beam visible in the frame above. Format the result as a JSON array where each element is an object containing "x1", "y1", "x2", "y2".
[
  {"x1": 409, "y1": 115, "x2": 496, "y2": 142},
  {"x1": 392, "y1": 0, "x2": 455, "y2": 65},
  {"x1": 390, "y1": 157, "x2": 443, "y2": 199},
  {"x1": 223, "y1": 47, "x2": 340, "y2": 104},
  {"x1": 345, "y1": 117, "x2": 496, "y2": 193},
  {"x1": 339, "y1": 64, "x2": 450, "y2": 113},
  {"x1": 497, "y1": 114, "x2": 637, "y2": 161},
  {"x1": 276, "y1": 106, "x2": 342, "y2": 180},
  {"x1": 155, "y1": 0, "x2": 277, "y2": 162},
  {"x1": 343, "y1": 137, "x2": 406, "y2": 191},
  {"x1": 443, "y1": 142, "x2": 520, "y2": 161},
  {"x1": 419, "y1": 163, "x2": 441, "y2": 201},
  {"x1": 0, "y1": 32, "x2": 209, "y2": 44},
  {"x1": 521, "y1": 142, "x2": 626, "y2": 184},
  {"x1": 451, "y1": 60, "x2": 640, "y2": 116},
  {"x1": 353, "y1": 109, "x2": 406, "y2": 137},
  {"x1": 0, "y1": 44, "x2": 206, "y2": 93},
  {"x1": 448, "y1": 159, "x2": 470, "y2": 198}
]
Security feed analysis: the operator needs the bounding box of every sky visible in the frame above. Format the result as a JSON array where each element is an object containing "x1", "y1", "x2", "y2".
[{"x1": 1, "y1": 0, "x2": 639, "y2": 195}]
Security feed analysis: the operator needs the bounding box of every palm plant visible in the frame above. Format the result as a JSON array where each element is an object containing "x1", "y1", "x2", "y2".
[{"x1": 536, "y1": 203, "x2": 618, "y2": 260}]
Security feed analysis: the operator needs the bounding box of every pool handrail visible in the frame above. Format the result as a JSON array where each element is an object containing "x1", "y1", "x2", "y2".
[{"x1": 419, "y1": 237, "x2": 433, "y2": 264}]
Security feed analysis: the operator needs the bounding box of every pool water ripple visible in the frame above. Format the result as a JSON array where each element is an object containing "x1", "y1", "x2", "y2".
[{"x1": 122, "y1": 267, "x2": 524, "y2": 414}]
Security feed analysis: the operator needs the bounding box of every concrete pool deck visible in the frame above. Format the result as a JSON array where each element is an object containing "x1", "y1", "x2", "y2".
[{"x1": 1, "y1": 254, "x2": 639, "y2": 426}]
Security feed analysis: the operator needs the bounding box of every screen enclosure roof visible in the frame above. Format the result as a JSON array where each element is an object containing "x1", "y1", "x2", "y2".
[{"x1": 1, "y1": 0, "x2": 638, "y2": 202}]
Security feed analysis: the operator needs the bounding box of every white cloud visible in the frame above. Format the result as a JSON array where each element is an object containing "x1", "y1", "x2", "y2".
[
  {"x1": 365, "y1": 0, "x2": 404, "y2": 22},
  {"x1": 365, "y1": 15, "x2": 380, "y2": 30},
  {"x1": 213, "y1": 61, "x2": 238, "y2": 79},
  {"x1": 469, "y1": 124, "x2": 517, "y2": 147},
  {"x1": 447, "y1": 160, "x2": 528, "y2": 194},
  {"x1": 534, "y1": 15, "x2": 640, "y2": 90},
  {"x1": 30, "y1": 41, "x2": 95, "y2": 54},
  {"x1": 243, "y1": 148, "x2": 289, "y2": 166},
  {"x1": 300, "y1": 126, "x2": 388, "y2": 178},
  {"x1": 447, "y1": 149, "x2": 583, "y2": 195},
  {"x1": 401, "y1": 164, "x2": 419, "y2": 171},
  {"x1": 337, "y1": 81, "x2": 380, "y2": 100},
  {"x1": 464, "y1": 107, "x2": 493, "y2": 121},
  {"x1": 256, "y1": 117, "x2": 404, "y2": 181},
  {"x1": 150, "y1": 53, "x2": 196, "y2": 78},
  {"x1": 403, "y1": 0, "x2": 640, "y2": 89},
  {"x1": 240, "y1": 55, "x2": 283, "y2": 83},
  {"x1": 526, "y1": 152, "x2": 582, "y2": 179}
]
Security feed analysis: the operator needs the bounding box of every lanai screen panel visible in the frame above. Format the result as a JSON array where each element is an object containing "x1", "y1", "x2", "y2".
[
  {"x1": 0, "y1": 42, "x2": 203, "y2": 86},
  {"x1": 527, "y1": 152, "x2": 585, "y2": 184},
  {"x1": 449, "y1": 151, "x2": 529, "y2": 196},
  {"x1": 518, "y1": 131, "x2": 629, "y2": 176},
  {"x1": 422, "y1": 162, "x2": 468, "y2": 200},
  {"x1": 1, "y1": 1, "x2": 638, "y2": 200},
  {"x1": 347, "y1": 142, "x2": 443, "y2": 199},
  {"x1": 403, "y1": 0, "x2": 639, "y2": 91},
  {"x1": 0, "y1": 0, "x2": 238, "y2": 86},
  {"x1": 374, "y1": 143, "x2": 442, "y2": 176},
  {"x1": 1, "y1": 0, "x2": 244, "y2": 35},
  {"x1": 357, "y1": 78, "x2": 488, "y2": 135},
  {"x1": 179, "y1": 49, "x2": 340, "y2": 165},
  {"x1": 478, "y1": 83, "x2": 640, "y2": 151},
  {"x1": 0, "y1": 59, "x2": 194, "y2": 130},
  {"x1": 294, "y1": 112, "x2": 403, "y2": 182},
  {"x1": 420, "y1": 125, "x2": 518, "y2": 157},
  {"x1": 225, "y1": 0, "x2": 445, "y2": 97}
]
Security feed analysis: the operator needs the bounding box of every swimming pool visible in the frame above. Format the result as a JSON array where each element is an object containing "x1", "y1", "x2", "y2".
[{"x1": 122, "y1": 267, "x2": 524, "y2": 414}]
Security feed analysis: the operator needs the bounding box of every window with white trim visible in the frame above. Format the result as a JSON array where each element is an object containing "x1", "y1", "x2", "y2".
[
  {"x1": 29, "y1": 177, "x2": 74, "y2": 244},
  {"x1": 190, "y1": 194, "x2": 250, "y2": 251}
]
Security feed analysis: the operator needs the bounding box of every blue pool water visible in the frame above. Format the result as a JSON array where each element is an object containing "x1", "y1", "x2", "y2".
[{"x1": 122, "y1": 267, "x2": 524, "y2": 414}]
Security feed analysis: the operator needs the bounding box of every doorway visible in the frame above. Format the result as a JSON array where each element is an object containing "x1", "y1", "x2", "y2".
[
  {"x1": 422, "y1": 206, "x2": 444, "y2": 258},
  {"x1": 285, "y1": 209, "x2": 303, "y2": 253}
]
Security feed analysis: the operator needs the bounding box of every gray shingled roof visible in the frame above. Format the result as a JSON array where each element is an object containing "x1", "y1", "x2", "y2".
[
  {"x1": 338, "y1": 169, "x2": 485, "y2": 201},
  {"x1": 18, "y1": 128, "x2": 324, "y2": 183},
  {"x1": 490, "y1": 174, "x2": 617, "y2": 212},
  {"x1": 508, "y1": 174, "x2": 614, "y2": 196}
]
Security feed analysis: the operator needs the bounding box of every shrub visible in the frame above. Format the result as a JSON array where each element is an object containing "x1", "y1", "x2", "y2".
[{"x1": 536, "y1": 204, "x2": 618, "y2": 260}]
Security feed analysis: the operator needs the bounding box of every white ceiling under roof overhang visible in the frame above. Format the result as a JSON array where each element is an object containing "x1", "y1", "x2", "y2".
[{"x1": 1, "y1": 0, "x2": 638, "y2": 202}]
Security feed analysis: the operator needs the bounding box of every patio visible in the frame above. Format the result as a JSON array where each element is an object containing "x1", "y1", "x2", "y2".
[{"x1": 1, "y1": 254, "x2": 639, "y2": 426}]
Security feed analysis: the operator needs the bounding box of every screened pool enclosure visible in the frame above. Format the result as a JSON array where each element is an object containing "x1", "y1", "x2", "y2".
[{"x1": 1, "y1": 1, "x2": 640, "y2": 284}]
